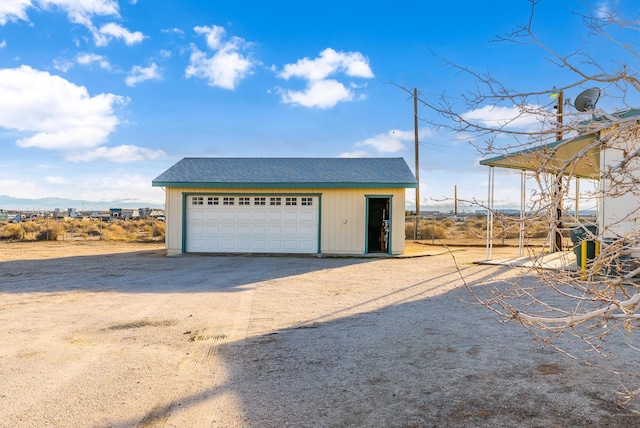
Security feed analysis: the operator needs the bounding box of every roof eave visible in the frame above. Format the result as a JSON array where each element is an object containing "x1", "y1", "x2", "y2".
[{"x1": 152, "y1": 181, "x2": 418, "y2": 189}]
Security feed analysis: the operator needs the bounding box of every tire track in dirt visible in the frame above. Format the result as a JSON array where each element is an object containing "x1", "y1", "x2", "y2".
[{"x1": 142, "y1": 286, "x2": 256, "y2": 427}]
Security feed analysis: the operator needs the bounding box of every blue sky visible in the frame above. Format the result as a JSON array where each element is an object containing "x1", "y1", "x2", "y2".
[{"x1": 0, "y1": 0, "x2": 632, "y2": 210}]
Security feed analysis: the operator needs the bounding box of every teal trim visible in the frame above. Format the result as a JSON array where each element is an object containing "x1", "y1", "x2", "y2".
[
  {"x1": 153, "y1": 181, "x2": 417, "y2": 189},
  {"x1": 365, "y1": 198, "x2": 369, "y2": 254},
  {"x1": 365, "y1": 195, "x2": 393, "y2": 255},
  {"x1": 317, "y1": 194, "x2": 322, "y2": 254},
  {"x1": 388, "y1": 196, "x2": 393, "y2": 254},
  {"x1": 181, "y1": 192, "x2": 187, "y2": 253}
]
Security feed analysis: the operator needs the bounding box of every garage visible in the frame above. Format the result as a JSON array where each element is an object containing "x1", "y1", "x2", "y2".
[
  {"x1": 153, "y1": 157, "x2": 417, "y2": 256},
  {"x1": 186, "y1": 194, "x2": 318, "y2": 253}
]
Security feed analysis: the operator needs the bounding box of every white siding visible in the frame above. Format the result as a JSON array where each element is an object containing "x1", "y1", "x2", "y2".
[{"x1": 599, "y1": 137, "x2": 640, "y2": 239}]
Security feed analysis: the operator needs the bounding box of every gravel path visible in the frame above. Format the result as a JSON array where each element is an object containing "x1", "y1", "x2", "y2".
[{"x1": 0, "y1": 241, "x2": 638, "y2": 427}]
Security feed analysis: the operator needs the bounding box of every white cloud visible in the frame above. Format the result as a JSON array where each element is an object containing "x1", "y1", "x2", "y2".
[
  {"x1": 76, "y1": 52, "x2": 111, "y2": 69},
  {"x1": 78, "y1": 173, "x2": 165, "y2": 203},
  {"x1": 194, "y1": 25, "x2": 225, "y2": 50},
  {"x1": 185, "y1": 25, "x2": 256, "y2": 90},
  {"x1": 125, "y1": 63, "x2": 162, "y2": 86},
  {"x1": 0, "y1": 0, "x2": 32, "y2": 25},
  {"x1": 338, "y1": 151, "x2": 371, "y2": 158},
  {"x1": 23, "y1": 1, "x2": 145, "y2": 47},
  {"x1": 37, "y1": 0, "x2": 120, "y2": 27},
  {"x1": 161, "y1": 27, "x2": 184, "y2": 35},
  {"x1": 0, "y1": 40, "x2": 6, "y2": 48},
  {"x1": 0, "y1": 173, "x2": 165, "y2": 203},
  {"x1": 16, "y1": 127, "x2": 116, "y2": 150},
  {"x1": 276, "y1": 48, "x2": 374, "y2": 108},
  {"x1": 53, "y1": 58, "x2": 74, "y2": 72},
  {"x1": 94, "y1": 22, "x2": 144, "y2": 46},
  {"x1": 0, "y1": 179, "x2": 46, "y2": 198},
  {"x1": 280, "y1": 79, "x2": 352, "y2": 109},
  {"x1": 0, "y1": 65, "x2": 124, "y2": 150},
  {"x1": 342, "y1": 127, "x2": 435, "y2": 157},
  {"x1": 355, "y1": 129, "x2": 414, "y2": 153},
  {"x1": 65, "y1": 145, "x2": 166, "y2": 162},
  {"x1": 1, "y1": 0, "x2": 123, "y2": 31},
  {"x1": 279, "y1": 48, "x2": 374, "y2": 81},
  {"x1": 596, "y1": 1, "x2": 611, "y2": 19},
  {"x1": 45, "y1": 175, "x2": 70, "y2": 184},
  {"x1": 0, "y1": 66, "x2": 166, "y2": 164},
  {"x1": 461, "y1": 105, "x2": 545, "y2": 131}
]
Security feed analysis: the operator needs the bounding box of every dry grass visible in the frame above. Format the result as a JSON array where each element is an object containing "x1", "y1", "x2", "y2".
[
  {"x1": 406, "y1": 214, "x2": 587, "y2": 251},
  {"x1": 0, "y1": 218, "x2": 165, "y2": 242},
  {"x1": 0, "y1": 214, "x2": 577, "y2": 250}
]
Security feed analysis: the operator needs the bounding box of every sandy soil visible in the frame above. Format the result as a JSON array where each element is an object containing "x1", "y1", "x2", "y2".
[{"x1": 1, "y1": 240, "x2": 639, "y2": 427}]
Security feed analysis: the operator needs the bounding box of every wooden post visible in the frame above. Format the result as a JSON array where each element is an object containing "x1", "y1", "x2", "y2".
[
  {"x1": 414, "y1": 88, "x2": 420, "y2": 218},
  {"x1": 553, "y1": 91, "x2": 564, "y2": 252}
]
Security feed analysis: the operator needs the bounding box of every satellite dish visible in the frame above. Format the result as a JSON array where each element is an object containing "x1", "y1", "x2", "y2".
[{"x1": 574, "y1": 87, "x2": 601, "y2": 112}]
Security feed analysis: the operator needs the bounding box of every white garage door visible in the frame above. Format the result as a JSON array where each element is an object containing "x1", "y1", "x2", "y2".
[{"x1": 186, "y1": 195, "x2": 319, "y2": 254}]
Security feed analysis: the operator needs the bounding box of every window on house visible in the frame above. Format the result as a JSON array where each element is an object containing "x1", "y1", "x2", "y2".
[
  {"x1": 270, "y1": 197, "x2": 282, "y2": 206},
  {"x1": 239, "y1": 197, "x2": 250, "y2": 205},
  {"x1": 192, "y1": 196, "x2": 203, "y2": 205},
  {"x1": 301, "y1": 197, "x2": 313, "y2": 206},
  {"x1": 207, "y1": 197, "x2": 219, "y2": 205},
  {"x1": 285, "y1": 197, "x2": 297, "y2": 206},
  {"x1": 254, "y1": 197, "x2": 266, "y2": 205},
  {"x1": 223, "y1": 197, "x2": 235, "y2": 205}
]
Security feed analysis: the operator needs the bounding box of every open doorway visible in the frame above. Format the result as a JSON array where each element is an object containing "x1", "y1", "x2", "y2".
[{"x1": 366, "y1": 197, "x2": 390, "y2": 254}]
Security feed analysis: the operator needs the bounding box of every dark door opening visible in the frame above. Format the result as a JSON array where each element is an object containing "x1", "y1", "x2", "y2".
[{"x1": 367, "y1": 197, "x2": 390, "y2": 253}]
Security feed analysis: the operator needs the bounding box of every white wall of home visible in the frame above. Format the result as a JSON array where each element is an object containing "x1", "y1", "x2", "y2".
[{"x1": 599, "y1": 135, "x2": 640, "y2": 241}]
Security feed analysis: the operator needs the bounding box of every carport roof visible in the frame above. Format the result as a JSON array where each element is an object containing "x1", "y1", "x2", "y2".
[
  {"x1": 479, "y1": 133, "x2": 601, "y2": 179},
  {"x1": 152, "y1": 157, "x2": 418, "y2": 189},
  {"x1": 478, "y1": 108, "x2": 640, "y2": 180}
]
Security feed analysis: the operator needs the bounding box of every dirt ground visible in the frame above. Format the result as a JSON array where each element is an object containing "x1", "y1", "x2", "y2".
[{"x1": 1, "y1": 240, "x2": 639, "y2": 427}]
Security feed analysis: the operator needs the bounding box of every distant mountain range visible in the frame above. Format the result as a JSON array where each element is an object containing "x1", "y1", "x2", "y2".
[{"x1": 0, "y1": 195, "x2": 163, "y2": 211}]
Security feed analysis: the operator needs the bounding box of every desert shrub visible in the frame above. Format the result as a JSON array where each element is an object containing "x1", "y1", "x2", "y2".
[
  {"x1": 103, "y1": 223, "x2": 126, "y2": 240},
  {"x1": 467, "y1": 220, "x2": 485, "y2": 230},
  {"x1": 64, "y1": 220, "x2": 81, "y2": 233},
  {"x1": 441, "y1": 219, "x2": 454, "y2": 228},
  {"x1": 35, "y1": 222, "x2": 64, "y2": 241},
  {"x1": 495, "y1": 220, "x2": 521, "y2": 239},
  {"x1": 405, "y1": 223, "x2": 416, "y2": 239},
  {"x1": 121, "y1": 220, "x2": 139, "y2": 233},
  {"x1": 21, "y1": 221, "x2": 40, "y2": 234},
  {"x1": 152, "y1": 221, "x2": 165, "y2": 238},
  {"x1": 526, "y1": 220, "x2": 549, "y2": 238},
  {"x1": 83, "y1": 224, "x2": 102, "y2": 238},
  {"x1": 419, "y1": 224, "x2": 448, "y2": 239},
  {"x1": 2, "y1": 223, "x2": 24, "y2": 240}
]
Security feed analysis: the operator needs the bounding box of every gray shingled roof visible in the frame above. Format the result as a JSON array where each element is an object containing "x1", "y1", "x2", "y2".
[{"x1": 152, "y1": 158, "x2": 417, "y2": 189}]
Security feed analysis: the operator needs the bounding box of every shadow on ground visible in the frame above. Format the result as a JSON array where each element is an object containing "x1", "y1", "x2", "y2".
[{"x1": 0, "y1": 251, "x2": 373, "y2": 294}]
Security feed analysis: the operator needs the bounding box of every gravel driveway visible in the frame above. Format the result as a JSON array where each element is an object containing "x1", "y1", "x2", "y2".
[{"x1": 0, "y1": 242, "x2": 638, "y2": 427}]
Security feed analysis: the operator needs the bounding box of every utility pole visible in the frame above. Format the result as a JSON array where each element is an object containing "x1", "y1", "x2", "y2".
[
  {"x1": 414, "y1": 88, "x2": 420, "y2": 217},
  {"x1": 454, "y1": 185, "x2": 458, "y2": 216},
  {"x1": 554, "y1": 90, "x2": 563, "y2": 252},
  {"x1": 414, "y1": 88, "x2": 420, "y2": 240}
]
